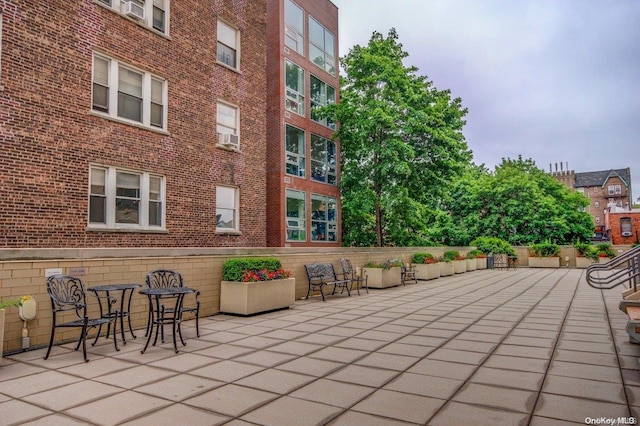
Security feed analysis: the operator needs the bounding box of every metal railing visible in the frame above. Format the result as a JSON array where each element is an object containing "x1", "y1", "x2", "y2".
[{"x1": 586, "y1": 245, "x2": 640, "y2": 291}]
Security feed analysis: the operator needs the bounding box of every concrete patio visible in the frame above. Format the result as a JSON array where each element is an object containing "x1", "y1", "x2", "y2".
[{"x1": 1, "y1": 268, "x2": 640, "y2": 425}]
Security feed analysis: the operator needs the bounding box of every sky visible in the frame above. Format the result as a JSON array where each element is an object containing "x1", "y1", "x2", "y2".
[{"x1": 331, "y1": 0, "x2": 640, "y2": 199}]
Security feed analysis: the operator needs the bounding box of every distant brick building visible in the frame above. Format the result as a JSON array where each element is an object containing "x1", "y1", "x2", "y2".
[
  {"x1": 0, "y1": 1, "x2": 272, "y2": 248},
  {"x1": 551, "y1": 167, "x2": 633, "y2": 234},
  {"x1": 265, "y1": 0, "x2": 341, "y2": 247},
  {"x1": 605, "y1": 207, "x2": 640, "y2": 245}
]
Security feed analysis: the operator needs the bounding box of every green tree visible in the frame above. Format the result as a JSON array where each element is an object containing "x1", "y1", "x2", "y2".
[
  {"x1": 447, "y1": 156, "x2": 593, "y2": 245},
  {"x1": 332, "y1": 29, "x2": 471, "y2": 246}
]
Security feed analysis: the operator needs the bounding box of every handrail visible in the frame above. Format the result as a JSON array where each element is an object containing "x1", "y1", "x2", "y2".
[{"x1": 586, "y1": 245, "x2": 640, "y2": 291}]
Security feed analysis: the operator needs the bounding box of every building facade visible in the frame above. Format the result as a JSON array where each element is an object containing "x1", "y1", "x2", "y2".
[
  {"x1": 551, "y1": 167, "x2": 633, "y2": 232},
  {"x1": 1, "y1": 1, "x2": 269, "y2": 247},
  {"x1": 604, "y1": 207, "x2": 640, "y2": 245},
  {"x1": 265, "y1": 0, "x2": 341, "y2": 247}
]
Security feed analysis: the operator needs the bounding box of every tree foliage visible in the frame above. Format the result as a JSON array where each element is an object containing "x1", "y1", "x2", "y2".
[
  {"x1": 333, "y1": 29, "x2": 471, "y2": 246},
  {"x1": 444, "y1": 156, "x2": 593, "y2": 245}
]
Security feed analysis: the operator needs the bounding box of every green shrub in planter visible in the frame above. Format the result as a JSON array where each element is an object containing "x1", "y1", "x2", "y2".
[
  {"x1": 466, "y1": 250, "x2": 483, "y2": 259},
  {"x1": 596, "y1": 243, "x2": 616, "y2": 258},
  {"x1": 412, "y1": 253, "x2": 436, "y2": 264},
  {"x1": 573, "y1": 242, "x2": 598, "y2": 261},
  {"x1": 530, "y1": 242, "x2": 560, "y2": 257},
  {"x1": 441, "y1": 250, "x2": 460, "y2": 262},
  {"x1": 365, "y1": 259, "x2": 404, "y2": 270},
  {"x1": 222, "y1": 257, "x2": 283, "y2": 281},
  {"x1": 470, "y1": 237, "x2": 516, "y2": 257}
]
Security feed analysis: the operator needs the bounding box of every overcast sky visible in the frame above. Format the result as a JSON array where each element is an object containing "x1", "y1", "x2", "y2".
[{"x1": 331, "y1": 0, "x2": 640, "y2": 198}]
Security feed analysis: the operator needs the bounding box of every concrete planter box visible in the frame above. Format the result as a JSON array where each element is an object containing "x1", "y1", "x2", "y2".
[
  {"x1": 439, "y1": 262, "x2": 455, "y2": 276},
  {"x1": 528, "y1": 257, "x2": 560, "y2": 268},
  {"x1": 576, "y1": 257, "x2": 598, "y2": 268},
  {"x1": 414, "y1": 263, "x2": 440, "y2": 280},
  {"x1": 0, "y1": 309, "x2": 4, "y2": 365},
  {"x1": 476, "y1": 257, "x2": 488, "y2": 269},
  {"x1": 453, "y1": 260, "x2": 466, "y2": 274},
  {"x1": 220, "y1": 278, "x2": 295, "y2": 315},
  {"x1": 364, "y1": 267, "x2": 402, "y2": 288},
  {"x1": 465, "y1": 259, "x2": 477, "y2": 272}
]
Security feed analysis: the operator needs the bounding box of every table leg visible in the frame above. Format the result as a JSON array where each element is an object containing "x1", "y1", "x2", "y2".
[
  {"x1": 125, "y1": 288, "x2": 137, "y2": 339},
  {"x1": 141, "y1": 295, "x2": 155, "y2": 354}
]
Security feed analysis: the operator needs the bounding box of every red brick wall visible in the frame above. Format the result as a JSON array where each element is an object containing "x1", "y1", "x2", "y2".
[
  {"x1": 265, "y1": 0, "x2": 341, "y2": 247},
  {"x1": 606, "y1": 212, "x2": 640, "y2": 245},
  {"x1": 0, "y1": 0, "x2": 267, "y2": 248}
]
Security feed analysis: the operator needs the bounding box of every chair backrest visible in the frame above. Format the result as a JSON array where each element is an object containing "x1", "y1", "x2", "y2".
[
  {"x1": 146, "y1": 269, "x2": 184, "y2": 289},
  {"x1": 46, "y1": 274, "x2": 87, "y2": 316},
  {"x1": 340, "y1": 258, "x2": 354, "y2": 276}
]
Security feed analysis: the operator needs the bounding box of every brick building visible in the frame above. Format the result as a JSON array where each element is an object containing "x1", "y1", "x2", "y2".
[
  {"x1": 604, "y1": 207, "x2": 640, "y2": 245},
  {"x1": 1, "y1": 1, "x2": 272, "y2": 248},
  {"x1": 551, "y1": 167, "x2": 633, "y2": 232},
  {"x1": 265, "y1": 0, "x2": 341, "y2": 247}
]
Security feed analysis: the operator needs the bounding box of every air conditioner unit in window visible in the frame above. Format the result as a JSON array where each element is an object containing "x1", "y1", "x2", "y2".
[
  {"x1": 121, "y1": 1, "x2": 145, "y2": 20},
  {"x1": 622, "y1": 231, "x2": 632, "y2": 237},
  {"x1": 218, "y1": 133, "x2": 239, "y2": 148}
]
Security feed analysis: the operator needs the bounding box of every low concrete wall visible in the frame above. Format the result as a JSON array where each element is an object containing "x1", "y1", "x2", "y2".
[{"x1": 1, "y1": 245, "x2": 632, "y2": 354}]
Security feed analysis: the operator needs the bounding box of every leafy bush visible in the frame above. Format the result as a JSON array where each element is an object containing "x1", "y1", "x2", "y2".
[
  {"x1": 412, "y1": 252, "x2": 436, "y2": 264},
  {"x1": 222, "y1": 257, "x2": 284, "y2": 281},
  {"x1": 441, "y1": 250, "x2": 462, "y2": 262},
  {"x1": 470, "y1": 237, "x2": 516, "y2": 256},
  {"x1": 529, "y1": 242, "x2": 560, "y2": 257},
  {"x1": 364, "y1": 259, "x2": 404, "y2": 269},
  {"x1": 466, "y1": 249, "x2": 483, "y2": 259},
  {"x1": 573, "y1": 242, "x2": 598, "y2": 261},
  {"x1": 596, "y1": 243, "x2": 616, "y2": 258}
]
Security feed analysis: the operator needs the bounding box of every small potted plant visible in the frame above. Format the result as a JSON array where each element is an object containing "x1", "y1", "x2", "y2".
[
  {"x1": 0, "y1": 295, "x2": 33, "y2": 366},
  {"x1": 528, "y1": 242, "x2": 560, "y2": 268},
  {"x1": 574, "y1": 242, "x2": 599, "y2": 268},
  {"x1": 464, "y1": 251, "x2": 478, "y2": 272},
  {"x1": 411, "y1": 253, "x2": 440, "y2": 280},
  {"x1": 363, "y1": 259, "x2": 403, "y2": 288},
  {"x1": 220, "y1": 257, "x2": 294, "y2": 315}
]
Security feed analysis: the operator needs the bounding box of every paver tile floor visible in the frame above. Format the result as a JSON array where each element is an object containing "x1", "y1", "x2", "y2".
[{"x1": 1, "y1": 268, "x2": 640, "y2": 425}]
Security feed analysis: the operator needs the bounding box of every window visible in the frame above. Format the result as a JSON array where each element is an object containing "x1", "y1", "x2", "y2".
[
  {"x1": 284, "y1": 0, "x2": 304, "y2": 55},
  {"x1": 285, "y1": 125, "x2": 305, "y2": 177},
  {"x1": 92, "y1": 54, "x2": 167, "y2": 130},
  {"x1": 310, "y1": 75, "x2": 336, "y2": 129},
  {"x1": 309, "y1": 17, "x2": 335, "y2": 76},
  {"x1": 98, "y1": 1, "x2": 170, "y2": 35},
  {"x1": 311, "y1": 134, "x2": 337, "y2": 185},
  {"x1": 621, "y1": 217, "x2": 632, "y2": 237},
  {"x1": 216, "y1": 101, "x2": 240, "y2": 149},
  {"x1": 285, "y1": 60, "x2": 305, "y2": 116},
  {"x1": 595, "y1": 201, "x2": 600, "y2": 208},
  {"x1": 608, "y1": 184, "x2": 622, "y2": 195},
  {"x1": 311, "y1": 194, "x2": 337, "y2": 242},
  {"x1": 595, "y1": 216, "x2": 600, "y2": 223},
  {"x1": 286, "y1": 189, "x2": 306, "y2": 241},
  {"x1": 89, "y1": 165, "x2": 165, "y2": 229},
  {"x1": 217, "y1": 20, "x2": 239, "y2": 70},
  {"x1": 216, "y1": 186, "x2": 239, "y2": 231}
]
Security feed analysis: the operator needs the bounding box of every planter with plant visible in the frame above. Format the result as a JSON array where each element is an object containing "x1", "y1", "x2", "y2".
[
  {"x1": 464, "y1": 251, "x2": 478, "y2": 272},
  {"x1": 220, "y1": 257, "x2": 295, "y2": 316},
  {"x1": 528, "y1": 242, "x2": 560, "y2": 268},
  {"x1": 467, "y1": 249, "x2": 488, "y2": 269},
  {"x1": 411, "y1": 253, "x2": 440, "y2": 280},
  {"x1": 363, "y1": 259, "x2": 403, "y2": 288},
  {"x1": 596, "y1": 243, "x2": 616, "y2": 260},
  {"x1": 442, "y1": 250, "x2": 466, "y2": 274},
  {"x1": 573, "y1": 242, "x2": 599, "y2": 268},
  {"x1": 0, "y1": 295, "x2": 33, "y2": 365},
  {"x1": 438, "y1": 252, "x2": 455, "y2": 276}
]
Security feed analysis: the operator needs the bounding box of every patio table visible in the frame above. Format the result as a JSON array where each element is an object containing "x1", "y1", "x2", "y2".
[
  {"x1": 139, "y1": 287, "x2": 195, "y2": 354},
  {"x1": 88, "y1": 283, "x2": 141, "y2": 346}
]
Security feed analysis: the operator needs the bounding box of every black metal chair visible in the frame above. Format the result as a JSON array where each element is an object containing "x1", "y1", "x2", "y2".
[
  {"x1": 44, "y1": 274, "x2": 118, "y2": 362},
  {"x1": 340, "y1": 258, "x2": 368, "y2": 295},
  {"x1": 401, "y1": 263, "x2": 418, "y2": 285},
  {"x1": 145, "y1": 269, "x2": 200, "y2": 338}
]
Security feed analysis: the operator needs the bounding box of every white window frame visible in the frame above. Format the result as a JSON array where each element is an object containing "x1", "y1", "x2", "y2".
[
  {"x1": 310, "y1": 75, "x2": 336, "y2": 129},
  {"x1": 216, "y1": 100, "x2": 240, "y2": 150},
  {"x1": 284, "y1": 0, "x2": 304, "y2": 55},
  {"x1": 88, "y1": 165, "x2": 166, "y2": 230},
  {"x1": 92, "y1": 53, "x2": 168, "y2": 131},
  {"x1": 310, "y1": 134, "x2": 337, "y2": 185},
  {"x1": 285, "y1": 60, "x2": 305, "y2": 116},
  {"x1": 217, "y1": 19, "x2": 240, "y2": 71},
  {"x1": 308, "y1": 16, "x2": 336, "y2": 76},
  {"x1": 286, "y1": 189, "x2": 306, "y2": 242},
  {"x1": 285, "y1": 124, "x2": 305, "y2": 178},
  {"x1": 216, "y1": 185, "x2": 239, "y2": 232},
  {"x1": 96, "y1": 0, "x2": 170, "y2": 35},
  {"x1": 311, "y1": 194, "x2": 337, "y2": 242}
]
